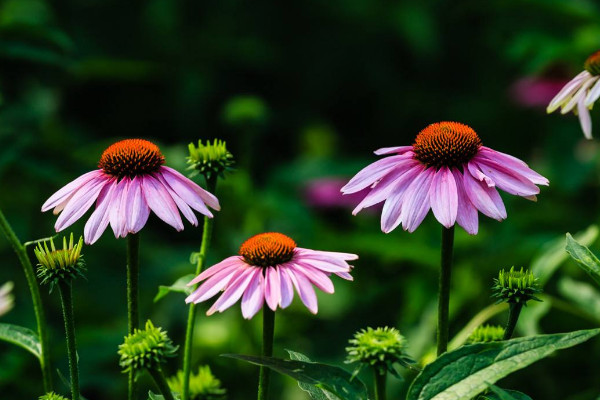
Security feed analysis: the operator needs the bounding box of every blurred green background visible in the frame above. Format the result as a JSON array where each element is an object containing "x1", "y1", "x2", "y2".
[{"x1": 1, "y1": 0, "x2": 600, "y2": 399}]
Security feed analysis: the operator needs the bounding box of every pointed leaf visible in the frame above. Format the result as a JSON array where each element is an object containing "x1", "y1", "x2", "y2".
[
  {"x1": 565, "y1": 233, "x2": 600, "y2": 287},
  {"x1": 485, "y1": 385, "x2": 532, "y2": 400},
  {"x1": 287, "y1": 350, "x2": 342, "y2": 400},
  {"x1": 0, "y1": 323, "x2": 41, "y2": 359},
  {"x1": 154, "y1": 274, "x2": 195, "y2": 302},
  {"x1": 406, "y1": 329, "x2": 600, "y2": 400},
  {"x1": 222, "y1": 353, "x2": 368, "y2": 400}
]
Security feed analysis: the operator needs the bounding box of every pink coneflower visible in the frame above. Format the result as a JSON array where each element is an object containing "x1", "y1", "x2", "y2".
[
  {"x1": 185, "y1": 232, "x2": 357, "y2": 319},
  {"x1": 42, "y1": 139, "x2": 220, "y2": 244},
  {"x1": 547, "y1": 50, "x2": 600, "y2": 139},
  {"x1": 341, "y1": 122, "x2": 548, "y2": 235}
]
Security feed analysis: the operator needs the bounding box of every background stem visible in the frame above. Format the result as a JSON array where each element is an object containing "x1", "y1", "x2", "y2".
[
  {"x1": 148, "y1": 367, "x2": 176, "y2": 400},
  {"x1": 58, "y1": 281, "x2": 80, "y2": 400},
  {"x1": 0, "y1": 208, "x2": 52, "y2": 391},
  {"x1": 373, "y1": 368, "x2": 387, "y2": 400},
  {"x1": 503, "y1": 302, "x2": 523, "y2": 340},
  {"x1": 182, "y1": 177, "x2": 217, "y2": 400},
  {"x1": 437, "y1": 225, "x2": 455, "y2": 356},
  {"x1": 126, "y1": 233, "x2": 140, "y2": 400},
  {"x1": 257, "y1": 308, "x2": 275, "y2": 400}
]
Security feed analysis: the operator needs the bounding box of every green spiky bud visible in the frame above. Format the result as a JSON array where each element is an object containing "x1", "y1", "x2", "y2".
[
  {"x1": 492, "y1": 267, "x2": 542, "y2": 305},
  {"x1": 467, "y1": 325, "x2": 505, "y2": 344},
  {"x1": 187, "y1": 139, "x2": 234, "y2": 180},
  {"x1": 39, "y1": 392, "x2": 69, "y2": 400},
  {"x1": 168, "y1": 366, "x2": 227, "y2": 400},
  {"x1": 118, "y1": 320, "x2": 178, "y2": 374},
  {"x1": 35, "y1": 233, "x2": 85, "y2": 291}
]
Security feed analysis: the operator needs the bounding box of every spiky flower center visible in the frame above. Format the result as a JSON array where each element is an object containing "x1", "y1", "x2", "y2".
[
  {"x1": 118, "y1": 320, "x2": 178, "y2": 373},
  {"x1": 413, "y1": 122, "x2": 482, "y2": 169},
  {"x1": 584, "y1": 50, "x2": 600, "y2": 76},
  {"x1": 345, "y1": 326, "x2": 407, "y2": 367},
  {"x1": 98, "y1": 139, "x2": 165, "y2": 179},
  {"x1": 239, "y1": 232, "x2": 296, "y2": 267}
]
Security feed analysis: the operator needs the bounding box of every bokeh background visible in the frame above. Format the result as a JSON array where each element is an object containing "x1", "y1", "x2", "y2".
[{"x1": 1, "y1": 0, "x2": 600, "y2": 399}]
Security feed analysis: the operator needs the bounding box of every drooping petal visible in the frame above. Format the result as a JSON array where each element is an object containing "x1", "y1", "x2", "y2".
[
  {"x1": 83, "y1": 178, "x2": 118, "y2": 244},
  {"x1": 476, "y1": 147, "x2": 548, "y2": 186},
  {"x1": 109, "y1": 178, "x2": 130, "y2": 238},
  {"x1": 42, "y1": 170, "x2": 105, "y2": 212},
  {"x1": 451, "y1": 168, "x2": 478, "y2": 235},
  {"x1": 55, "y1": 174, "x2": 109, "y2": 231},
  {"x1": 185, "y1": 263, "x2": 242, "y2": 304},
  {"x1": 125, "y1": 176, "x2": 151, "y2": 234},
  {"x1": 142, "y1": 175, "x2": 184, "y2": 231},
  {"x1": 467, "y1": 162, "x2": 494, "y2": 187},
  {"x1": 207, "y1": 267, "x2": 255, "y2": 315},
  {"x1": 430, "y1": 166, "x2": 458, "y2": 228},
  {"x1": 290, "y1": 263, "x2": 335, "y2": 293},
  {"x1": 188, "y1": 256, "x2": 243, "y2": 286},
  {"x1": 341, "y1": 154, "x2": 413, "y2": 194},
  {"x1": 294, "y1": 255, "x2": 353, "y2": 274},
  {"x1": 380, "y1": 164, "x2": 425, "y2": 233},
  {"x1": 294, "y1": 247, "x2": 358, "y2": 261},
  {"x1": 155, "y1": 172, "x2": 198, "y2": 226},
  {"x1": 279, "y1": 267, "x2": 294, "y2": 308},
  {"x1": 283, "y1": 267, "x2": 318, "y2": 314},
  {"x1": 400, "y1": 167, "x2": 435, "y2": 232},
  {"x1": 463, "y1": 170, "x2": 507, "y2": 221},
  {"x1": 374, "y1": 146, "x2": 413, "y2": 155},
  {"x1": 241, "y1": 270, "x2": 264, "y2": 319},
  {"x1": 585, "y1": 78, "x2": 600, "y2": 106},
  {"x1": 547, "y1": 71, "x2": 590, "y2": 112},
  {"x1": 561, "y1": 75, "x2": 598, "y2": 114},
  {"x1": 472, "y1": 160, "x2": 540, "y2": 197},
  {"x1": 161, "y1": 166, "x2": 219, "y2": 213},
  {"x1": 264, "y1": 266, "x2": 281, "y2": 311},
  {"x1": 578, "y1": 96, "x2": 593, "y2": 139}
]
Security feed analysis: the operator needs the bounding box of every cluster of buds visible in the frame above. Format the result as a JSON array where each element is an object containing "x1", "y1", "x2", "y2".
[
  {"x1": 467, "y1": 325, "x2": 505, "y2": 344},
  {"x1": 345, "y1": 326, "x2": 414, "y2": 377},
  {"x1": 35, "y1": 234, "x2": 85, "y2": 291},
  {"x1": 187, "y1": 139, "x2": 234, "y2": 181},
  {"x1": 118, "y1": 320, "x2": 178, "y2": 375},
  {"x1": 39, "y1": 393, "x2": 68, "y2": 400},
  {"x1": 167, "y1": 366, "x2": 227, "y2": 400},
  {"x1": 492, "y1": 267, "x2": 541, "y2": 305}
]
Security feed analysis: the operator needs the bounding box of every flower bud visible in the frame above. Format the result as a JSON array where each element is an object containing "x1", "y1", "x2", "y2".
[
  {"x1": 39, "y1": 392, "x2": 69, "y2": 400},
  {"x1": 187, "y1": 139, "x2": 234, "y2": 180},
  {"x1": 34, "y1": 233, "x2": 85, "y2": 291},
  {"x1": 118, "y1": 320, "x2": 178, "y2": 374},
  {"x1": 492, "y1": 267, "x2": 541, "y2": 305},
  {"x1": 167, "y1": 366, "x2": 227, "y2": 400},
  {"x1": 467, "y1": 325, "x2": 505, "y2": 344}
]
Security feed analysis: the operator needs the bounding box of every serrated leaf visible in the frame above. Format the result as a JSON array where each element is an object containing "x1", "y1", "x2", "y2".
[
  {"x1": 287, "y1": 350, "x2": 342, "y2": 400},
  {"x1": 406, "y1": 329, "x2": 600, "y2": 400},
  {"x1": 154, "y1": 274, "x2": 195, "y2": 303},
  {"x1": 485, "y1": 385, "x2": 533, "y2": 400},
  {"x1": 223, "y1": 353, "x2": 368, "y2": 400},
  {"x1": 565, "y1": 233, "x2": 600, "y2": 287},
  {"x1": 0, "y1": 323, "x2": 41, "y2": 359}
]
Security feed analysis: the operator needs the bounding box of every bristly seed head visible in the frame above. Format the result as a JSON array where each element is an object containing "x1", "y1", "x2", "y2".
[
  {"x1": 492, "y1": 266, "x2": 542, "y2": 305},
  {"x1": 239, "y1": 232, "x2": 296, "y2": 267},
  {"x1": 413, "y1": 122, "x2": 482, "y2": 169},
  {"x1": 98, "y1": 139, "x2": 165, "y2": 179},
  {"x1": 584, "y1": 50, "x2": 600, "y2": 76},
  {"x1": 35, "y1": 233, "x2": 85, "y2": 291}
]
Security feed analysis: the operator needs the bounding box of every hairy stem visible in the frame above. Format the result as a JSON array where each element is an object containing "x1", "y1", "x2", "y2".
[
  {"x1": 257, "y1": 308, "x2": 275, "y2": 400},
  {"x1": 437, "y1": 225, "x2": 455, "y2": 356},
  {"x1": 127, "y1": 233, "x2": 140, "y2": 400},
  {"x1": 58, "y1": 281, "x2": 80, "y2": 400}
]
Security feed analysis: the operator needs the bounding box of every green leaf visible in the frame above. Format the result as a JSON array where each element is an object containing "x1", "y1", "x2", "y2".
[
  {"x1": 0, "y1": 323, "x2": 41, "y2": 359},
  {"x1": 406, "y1": 329, "x2": 600, "y2": 400},
  {"x1": 287, "y1": 350, "x2": 342, "y2": 400},
  {"x1": 148, "y1": 391, "x2": 180, "y2": 400},
  {"x1": 485, "y1": 385, "x2": 533, "y2": 400},
  {"x1": 557, "y1": 277, "x2": 600, "y2": 318},
  {"x1": 565, "y1": 233, "x2": 600, "y2": 287},
  {"x1": 222, "y1": 353, "x2": 368, "y2": 400},
  {"x1": 154, "y1": 274, "x2": 195, "y2": 303}
]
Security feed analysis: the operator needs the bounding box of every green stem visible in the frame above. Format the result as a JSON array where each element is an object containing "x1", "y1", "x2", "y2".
[
  {"x1": 182, "y1": 177, "x2": 217, "y2": 400},
  {"x1": 58, "y1": 281, "x2": 80, "y2": 400},
  {"x1": 257, "y1": 308, "x2": 275, "y2": 400},
  {"x1": 503, "y1": 303, "x2": 523, "y2": 340},
  {"x1": 373, "y1": 368, "x2": 387, "y2": 400},
  {"x1": 0, "y1": 208, "x2": 52, "y2": 391},
  {"x1": 148, "y1": 367, "x2": 176, "y2": 400},
  {"x1": 437, "y1": 225, "x2": 455, "y2": 356},
  {"x1": 127, "y1": 233, "x2": 140, "y2": 400}
]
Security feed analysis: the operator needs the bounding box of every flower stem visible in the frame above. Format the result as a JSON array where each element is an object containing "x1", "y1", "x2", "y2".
[
  {"x1": 182, "y1": 177, "x2": 217, "y2": 400},
  {"x1": 373, "y1": 369, "x2": 387, "y2": 400},
  {"x1": 437, "y1": 225, "x2": 455, "y2": 356},
  {"x1": 0, "y1": 208, "x2": 53, "y2": 391},
  {"x1": 58, "y1": 280, "x2": 80, "y2": 400},
  {"x1": 126, "y1": 233, "x2": 140, "y2": 400},
  {"x1": 148, "y1": 367, "x2": 176, "y2": 400},
  {"x1": 503, "y1": 303, "x2": 523, "y2": 340},
  {"x1": 257, "y1": 308, "x2": 275, "y2": 400}
]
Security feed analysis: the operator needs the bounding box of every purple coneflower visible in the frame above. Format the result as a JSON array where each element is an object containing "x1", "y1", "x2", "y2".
[
  {"x1": 547, "y1": 50, "x2": 600, "y2": 139},
  {"x1": 186, "y1": 232, "x2": 357, "y2": 319},
  {"x1": 341, "y1": 121, "x2": 548, "y2": 235},
  {"x1": 41, "y1": 139, "x2": 220, "y2": 244}
]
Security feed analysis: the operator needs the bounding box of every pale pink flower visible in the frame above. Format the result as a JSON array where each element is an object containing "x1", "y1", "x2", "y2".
[
  {"x1": 42, "y1": 139, "x2": 220, "y2": 244},
  {"x1": 547, "y1": 50, "x2": 600, "y2": 139},
  {"x1": 185, "y1": 232, "x2": 357, "y2": 319},
  {"x1": 341, "y1": 122, "x2": 548, "y2": 235}
]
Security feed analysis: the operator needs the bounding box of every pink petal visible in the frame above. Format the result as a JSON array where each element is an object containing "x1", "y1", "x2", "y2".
[
  {"x1": 83, "y1": 179, "x2": 118, "y2": 244},
  {"x1": 476, "y1": 147, "x2": 548, "y2": 185},
  {"x1": 561, "y1": 75, "x2": 598, "y2": 114},
  {"x1": 341, "y1": 154, "x2": 412, "y2": 194},
  {"x1": 294, "y1": 247, "x2": 359, "y2": 261},
  {"x1": 585, "y1": 78, "x2": 600, "y2": 106},
  {"x1": 430, "y1": 166, "x2": 457, "y2": 228},
  {"x1": 547, "y1": 71, "x2": 590, "y2": 112},
  {"x1": 142, "y1": 175, "x2": 184, "y2": 231},
  {"x1": 463, "y1": 169, "x2": 507, "y2": 221},
  {"x1": 578, "y1": 96, "x2": 593, "y2": 139},
  {"x1": 374, "y1": 146, "x2": 413, "y2": 155},
  {"x1": 264, "y1": 267, "x2": 281, "y2": 311},
  {"x1": 467, "y1": 162, "x2": 494, "y2": 187},
  {"x1": 161, "y1": 166, "x2": 219, "y2": 213},
  {"x1": 126, "y1": 176, "x2": 150, "y2": 234},
  {"x1": 108, "y1": 178, "x2": 129, "y2": 238},
  {"x1": 335, "y1": 271, "x2": 353, "y2": 280},
  {"x1": 188, "y1": 256, "x2": 243, "y2": 286},
  {"x1": 293, "y1": 257, "x2": 351, "y2": 274},
  {"x1": 279, "y1": 268, "x2": 294, "y2": 308},
  {"x1": 155, "y1": 172, "x2": 198, "y2": 226},
  {"x1": 185, "y1": 263, "x2": 242, "y2": 304},
  {"x1": 380, "y1": 164, "x2": 425, "y2": 233},
  {"x1": 451, "y1": 168, "x2": 478, "y2": 235},
  {"x1": 400, "y1": 167, "x2": 435, "y2": 232},
  {"x1": 241, "y1": 270, "x2": 264, "y2": 319},
  {"x1": 207, "y1": 267, "x2": 255, "y2": 315},
  {"x1": 290, "y1": 263, "x2": 334, "y2": 293},
  {"x1": 473, "y1": 160, "x2": 540, "y2": 197},
  {"x1": 42, "y1": 170, "x2": 104, "y2": 212},
  {"x1": 283, "y1": 267, "x2": 318, "y2": 314},
  {"x1": 55, "y1": 175, "x2": 109, "y2": 231}
]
